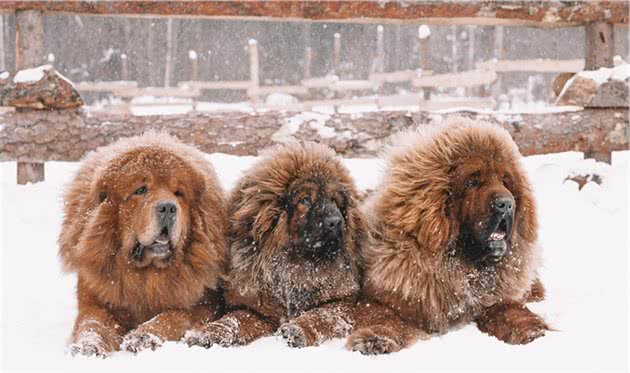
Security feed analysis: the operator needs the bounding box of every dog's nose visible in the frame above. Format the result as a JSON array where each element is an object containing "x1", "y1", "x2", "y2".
[
  {"x1": 491, "y1": 196, "x2": 514, "y2": 215},
  {"x1": 156, "y1": 201, "x2": 177, "y2": 228},
  {"x1": 324, "y1": 215, "x2": 342, "y2": 232}
]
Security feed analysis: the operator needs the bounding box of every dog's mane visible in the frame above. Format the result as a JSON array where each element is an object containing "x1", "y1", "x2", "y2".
[
  {"x1": 58, "y1": 132, "x2": 227, "y2": 320},
  {"x1": 362, "y1": 117, "x2": 540, "y2": 332}
]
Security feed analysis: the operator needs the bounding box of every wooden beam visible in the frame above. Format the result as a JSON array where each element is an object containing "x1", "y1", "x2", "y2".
[
  {"x1": 1, "y1": 108, "x2": 626, "y2": 162},
  {"x1": 15, "y1": 9, "x2": 45, "y2": 184},
  {"x1": 476, "y1": 59, "x2": 585, "y2": 73},
  {"x1": 413, "y1": 69, "x2": 497, "y2": 89},
  {"x1": 585, "y1": 22, "x2": 614, "y2": 70},
  {"x1": 0, "y1": 1, "x2": 627, "y2": 27}
]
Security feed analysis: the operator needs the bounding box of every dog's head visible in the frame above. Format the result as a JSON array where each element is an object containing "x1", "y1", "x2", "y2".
[
  {"x1": 377, "y1": 118, "x2": 537, "y2": 265},
  {"x1": 229, "y1": 142, "x2": 365, "y2": 267}
]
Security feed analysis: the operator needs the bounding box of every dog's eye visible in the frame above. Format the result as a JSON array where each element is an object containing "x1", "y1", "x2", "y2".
[
  {"x1": 299, "y1": 196, "x2": 312, "y2": 207},
  {"x1": 502, "y1": 176, "x2": 511, "y2": 187},
  {"x1": 465, "y1": 179, "x2": 480, "y2": 189},
  {"x1": 134, "y1": 186, "x2": 148, "y2": 195},
  {"x1": 175, "y1": 190, "x2": 184, "y2": 197}
]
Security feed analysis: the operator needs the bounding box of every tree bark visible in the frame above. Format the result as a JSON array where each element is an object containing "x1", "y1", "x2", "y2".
[
  {"x1": 0, "y1": 1, "x2": 627, "y2": 27},
  {"x1": 1, "y1": 109, "x2": 627, "y2": 163}
]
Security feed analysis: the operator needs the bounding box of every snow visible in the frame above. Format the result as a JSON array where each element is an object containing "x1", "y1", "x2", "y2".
[
  {"x1": 418, "y1": 25, "x2": 431, "y2": 39},
  {"x1": 0, "y1": 71, "x2": 9, "y2": 80},
  {"x1": 188, "y1": 50, "x2": 198, "y2": 60},
  {"x1": 1, "y1": 150, "x2": 628, "y2": 372},
  {"x1": 12, "y1": 64, "x2": 53, "y2": 83},
  {"x1": 577, "y1": 63, "x2": 630, "y2": 85}
]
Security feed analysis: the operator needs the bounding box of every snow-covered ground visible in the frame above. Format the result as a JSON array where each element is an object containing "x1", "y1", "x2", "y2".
[{"x1": 1, "y1": 150, "x2": 628, "y2": 372}]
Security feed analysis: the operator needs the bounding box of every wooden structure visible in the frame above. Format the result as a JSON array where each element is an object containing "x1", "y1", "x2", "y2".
[{"x1": 0, "y1": 1, "x2": 628, "y2": 183}]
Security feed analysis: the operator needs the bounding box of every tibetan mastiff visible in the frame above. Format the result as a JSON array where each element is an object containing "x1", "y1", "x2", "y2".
[
  {"x1": 347, "y1": 117, "x2": 549, "y2": 354},
  {"x1": 59, "y1": 132, "x2": 227, "y2": 357},
  {"x1": 185, "y1": 142, "x2": 366, "y2": 348}
]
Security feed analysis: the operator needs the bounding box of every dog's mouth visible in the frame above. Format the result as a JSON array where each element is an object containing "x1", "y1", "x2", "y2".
[
  {"x1": 131, "y1": 228, "x2": 173, "y2": 266},
  {"x1": 484, "y1": 218, "x2": 510, "y2": 262}
]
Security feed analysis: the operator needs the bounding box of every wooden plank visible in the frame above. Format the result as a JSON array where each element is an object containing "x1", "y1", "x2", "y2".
[
  {"x1": 476, "y1": 59, "x2": 585, "y2": 73},
  {"x1": 1, "y1": 109, "x2": 626, "y2": 162},
  {"x1": 75, "y1": 80, "x2": 138, "y2": 93},
  {"x1": 0, "y1": 1, "x2": 627, "y2": 27},
  {"x1": 369, "y1": 70, "x2": 419, "y2": 83},
  {"x1": 179, "y1": 80, "x2": 253, "y2": 90},
  {"x1": 412, "y1": 69, "x2": 497, "y2": 88},
  {"x1": 112, "y1": 86, "x2": 201, "y2": 98},
  {"x1": 249, "y1": 85, "x2": 308, "y2": 96}
]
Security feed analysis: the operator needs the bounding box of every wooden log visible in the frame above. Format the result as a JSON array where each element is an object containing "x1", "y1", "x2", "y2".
[
  {"x1": 1, "y1": 109, "x2": 626, "y2": 163},
  {"x1": 0, "y1": 1, "x2": 627, "y2": 27},
  {"x1": 15, "y1": 9, "x2": 44, "y2": 184},
  {"x1": 0, "y1": 65, "x2": 83, "y2": 109},
  {"x1": 585, "y1": 22, "x2": 614, "y2": 70}
]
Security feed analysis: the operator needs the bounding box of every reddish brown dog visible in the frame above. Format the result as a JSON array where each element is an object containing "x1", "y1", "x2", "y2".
[
  {"x1": 348, "y1": 117, "x2": 549, "y2": 354},
  {"x1": 59, "y1": 132, "x2": 227, "y2": 357},
  {"x1": 185, "y1": 142, "x2": 366, "y2": 348}
]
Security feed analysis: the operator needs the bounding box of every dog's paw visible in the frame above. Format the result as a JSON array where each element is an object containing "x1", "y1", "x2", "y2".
[
  {"x1": 184, "y1": 320, "x2": 238, "y2": 348},
  {"x1": 68, "y1": 331, "x2": 111, "y2": 358},
  {"x1": 278, "y1": 322, "x2": 311, "y2": 348},
  {"x1": 477, "y1": 303, "x2": 550, "y2": 345},
  {"x1": 347, "y1": 329, "x2": 401, "y2": 355},
  {"x1": 121, "y1": 330, "x2": 164, "y2": 353}
]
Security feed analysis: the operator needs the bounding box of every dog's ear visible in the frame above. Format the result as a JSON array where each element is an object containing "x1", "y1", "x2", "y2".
[
  {"x1": 59, "y1": 161, "x2": 104, "y2": 272},
  {"x1": 513, "y1": 169, "x2": 538, "y2": 245}
]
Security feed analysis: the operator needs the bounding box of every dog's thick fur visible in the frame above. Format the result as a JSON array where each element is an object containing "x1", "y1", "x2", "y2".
[
  {"x1": 347, "y1": 117, "x2": 549, "y2": 354},
  {"x1": 59, "y1": 132, "x2": 227, "y2": 356},
  {"x1": 185, "y1": 142, "x2": 366, "y2": 348}
]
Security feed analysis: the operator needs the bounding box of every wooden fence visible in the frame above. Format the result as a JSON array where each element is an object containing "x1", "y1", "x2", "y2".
[{"x1": 0, "y1": 1, "x2": 628, "y2": 184}]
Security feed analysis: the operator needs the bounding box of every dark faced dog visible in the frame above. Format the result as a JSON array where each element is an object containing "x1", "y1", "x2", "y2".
[
  {"x1": 59, "y1": 133, "x2": 227, "y2": 356},
  {"x1": 347, "y1": 118, "x2": 549, "y2": 354},
  {"x1": 185, "y1": 142, "x2": 366, "y2": 348}
]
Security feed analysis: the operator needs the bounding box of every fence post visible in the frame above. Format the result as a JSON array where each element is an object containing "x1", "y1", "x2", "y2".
[
  {"x1": 248, "y1": 39, "x2": 259, "y2": 103},
  {"x1": 304, "y1": 46, "x2": 312, "y2": 79},
  {"x1": 376, "y1": 25, "x2": 384, "y2": 73},
  {"x1": 417, "y1": 25, "x2": 431, "y2": 100},
  {"x1": 492, "y1": 25, "x2": 504, "y2": 99},
  {"x1": 585, "y1": 22, "x2": 614, "y2": 70},
  {"x1": 189, "y1": 50, "x2": 198, "y2": 81},
  {"x1": 333, "y1": 32, "x2": 341, "y2": 74},
  {"x1": 15, "y1": 10, "x2": 45, "y2": 185}
]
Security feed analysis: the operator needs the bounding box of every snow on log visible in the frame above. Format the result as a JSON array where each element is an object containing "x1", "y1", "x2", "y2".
[
  {"x1": 556, "y1": 64, "x2": 629, "y2": 108},
  {"x1": 0, "y1": 1, "x2": 627, "y2": 27},
  {"x1": 0, "y1": 65, "x2": 83, "y2": 110},
  {"x1": 0, "y1": 108, "x2": 627, "y2": 163}
]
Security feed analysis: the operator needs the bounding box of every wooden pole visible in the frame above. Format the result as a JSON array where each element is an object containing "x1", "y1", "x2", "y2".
[
  {"x1": 248, "y1": 38, "x2": 259, "y2": 103},
  {"x1": 164, "y1": 18, "x2": 173, "y2": 87},
  {"x1": 0, "y1": 15, "x2": 5, "y2": 71},
  {"x1": 376, "y1": 25, "x2": 384, "y2": 73},
  {"x1": 333, "y1": 32, "x2": 341, "y2": 74},
  {"x1": 189, "y1": 50, "x2": 198, "y2": 81},
  {"x1": 417, "y1": 25, "x2": 431, "y2": 100},
  {"x1": 15, "y1": 9, "x2": 45, "y2": 184},
  {"x1": 304, "y1": 46, "x2": 312, "y2": 79},
  {"x1": 492, "y1": 25, "x2": 504, "y2": 100},
  {"x1": 585, "y1": 22, "x2": 614, "y2": 70}
]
